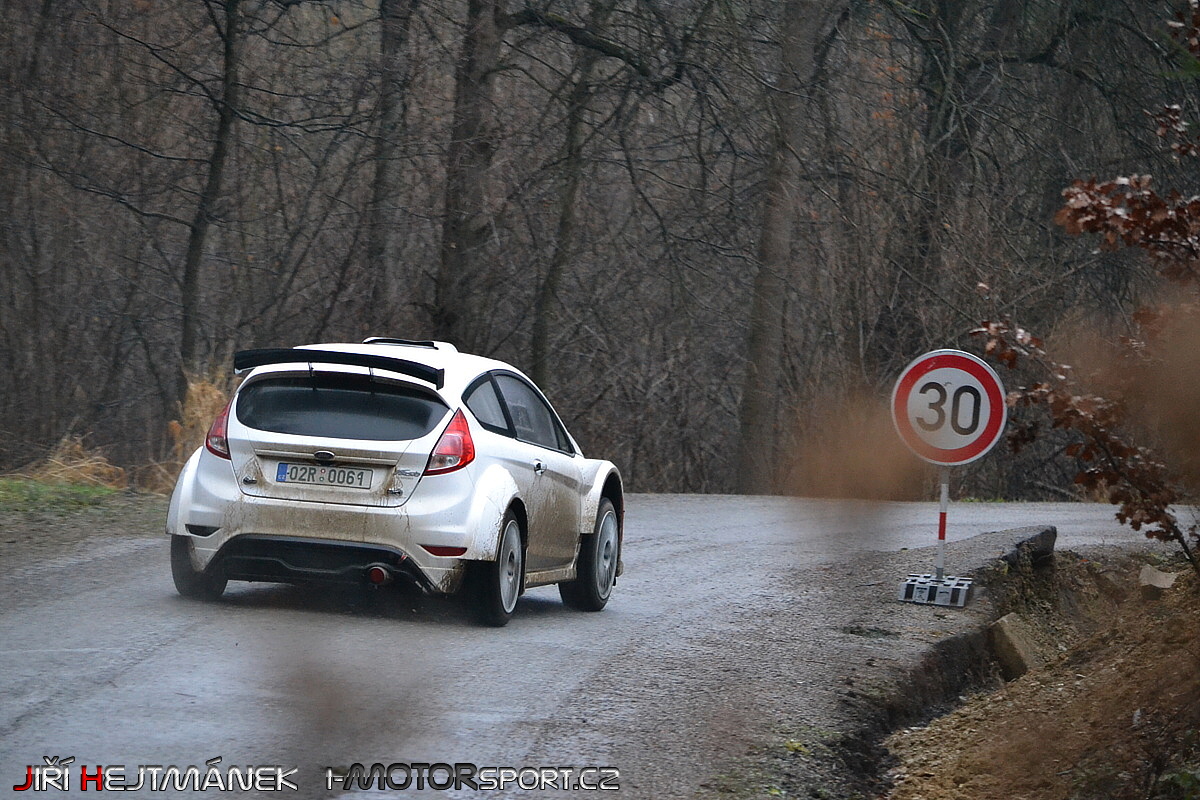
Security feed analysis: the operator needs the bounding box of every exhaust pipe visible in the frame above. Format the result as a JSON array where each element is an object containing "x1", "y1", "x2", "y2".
[{"x1": 365, "y1": 564, "x2": 393, "y2": 586}]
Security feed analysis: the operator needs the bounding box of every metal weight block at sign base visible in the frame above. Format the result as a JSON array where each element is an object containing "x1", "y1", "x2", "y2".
[{"x1": 898, "y1": 574, "x2": 972, "y2": 607}]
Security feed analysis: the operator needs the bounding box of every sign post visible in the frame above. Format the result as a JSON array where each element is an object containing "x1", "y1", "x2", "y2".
[
  {"x1": 891, "y1": 349, "x2": 1006, "y2": 606},
  {"x1": 936, "y1": 465, "x2": 949, "y2": 581}
]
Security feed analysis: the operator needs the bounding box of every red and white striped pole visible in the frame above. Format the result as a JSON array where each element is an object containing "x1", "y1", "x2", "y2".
[{"x1": 936, "y1": 466, "x2": 949, "y2": 581}]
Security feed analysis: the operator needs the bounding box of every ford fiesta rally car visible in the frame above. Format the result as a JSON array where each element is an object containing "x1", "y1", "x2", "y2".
[{"x1": 166, "y1": 339, "x2": 623, "y2": 626}]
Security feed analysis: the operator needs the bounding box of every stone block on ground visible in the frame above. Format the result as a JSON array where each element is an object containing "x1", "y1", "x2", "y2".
[
  {"x1": 1138, "y1": 564, "x2": 1178, "y2": 599},
  {"x1": 989, "y1": 612, "x2": 1045, "y2": 680}
]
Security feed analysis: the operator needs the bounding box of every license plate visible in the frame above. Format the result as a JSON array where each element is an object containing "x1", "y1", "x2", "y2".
[{"x1": 275, "y1": 462, "x2": 372, "y2": 489}]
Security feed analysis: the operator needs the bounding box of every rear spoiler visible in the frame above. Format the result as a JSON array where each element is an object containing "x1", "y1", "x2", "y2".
[{"x1": 233, "y1": 348, "x2": 444, "y2": 389}]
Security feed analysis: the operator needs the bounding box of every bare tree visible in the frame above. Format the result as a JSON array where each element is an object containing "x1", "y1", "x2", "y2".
[
  {"x1": 365, "y1": 0, "x2": 422, "y2": 331},
  {"x1": 736, "y1": 0, "x2": 849, "y2": 493},
  {"x1": 178, "y1": 0, "x2": 244, "y2": 402}
]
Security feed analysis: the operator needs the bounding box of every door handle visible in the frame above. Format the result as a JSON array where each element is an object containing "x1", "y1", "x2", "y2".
[{"x1": 533, "y1": 460, "x2": 546, "y2": 475}]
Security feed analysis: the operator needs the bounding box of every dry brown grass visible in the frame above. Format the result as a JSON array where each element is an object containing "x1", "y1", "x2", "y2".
[
  {"x1": 25, "y1": 436, "x2": 128, "y2": 489},
  {"x1": 135, "y1": 375, "x2": 231, "y2": 494}
]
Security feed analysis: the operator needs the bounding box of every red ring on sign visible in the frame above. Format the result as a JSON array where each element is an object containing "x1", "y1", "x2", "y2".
[{"x1": 891, "y1": 351, "x2": 1006, "y2": 466}]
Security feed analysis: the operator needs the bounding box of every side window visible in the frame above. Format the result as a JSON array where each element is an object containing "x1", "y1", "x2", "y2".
[
  {"x1": 464, "y1": 377, "x2": 510, "y2": 435},
  {"x1": 494, "y1": 374, "x2": 572, "y2": 453}
]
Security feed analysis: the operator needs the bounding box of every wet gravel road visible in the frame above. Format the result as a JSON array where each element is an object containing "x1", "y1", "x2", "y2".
[{"x1": 0, "y1": 495, "x2": 1159, "y2": 797}]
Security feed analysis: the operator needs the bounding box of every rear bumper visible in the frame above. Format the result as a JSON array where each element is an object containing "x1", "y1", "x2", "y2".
[
  {"x1": 211, "y1": 534, "x2": 440, "y2": 593},
  {"x1": 166, "y1": 448, "x2": 505, "y2": 595}
]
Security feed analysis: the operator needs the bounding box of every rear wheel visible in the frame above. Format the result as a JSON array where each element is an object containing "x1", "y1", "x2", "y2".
[
  {"x1": 170, "y1": 535, "x2": 227, "y2": 600},
  {"x1": 468, "y1": 510, "x2": 524, "y2": 626},
  {"x1": 559, "y1": 498, "x2": 619, "y2": 611}
]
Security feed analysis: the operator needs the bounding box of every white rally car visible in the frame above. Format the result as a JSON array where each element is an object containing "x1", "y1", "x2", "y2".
[{"x1": 166, "y1": 339, "x2": 623, "y2": 626}]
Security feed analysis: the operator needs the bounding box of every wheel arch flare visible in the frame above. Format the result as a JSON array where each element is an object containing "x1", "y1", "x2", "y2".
[
  {"x1": 581, "y1": 463, "x2": 623, "y2": 536},
  {"x1": 465, "y1": 463, "x2": 523, "y2": 560}
]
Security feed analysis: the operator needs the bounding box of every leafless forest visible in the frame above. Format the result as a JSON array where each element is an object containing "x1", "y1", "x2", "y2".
[{"x1": 1, "y1": 0, "x2": 1194, "y2": 495}]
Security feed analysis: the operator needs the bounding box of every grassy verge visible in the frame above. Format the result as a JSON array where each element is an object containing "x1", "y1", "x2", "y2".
[{"x1": 0, "y1": 477, "x2": 120, "y2": 512}]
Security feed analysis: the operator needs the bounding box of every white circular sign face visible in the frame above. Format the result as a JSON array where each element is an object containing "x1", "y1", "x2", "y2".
[{"x1": 891, "y1": 350, "x2": 1007, "y2": 466}]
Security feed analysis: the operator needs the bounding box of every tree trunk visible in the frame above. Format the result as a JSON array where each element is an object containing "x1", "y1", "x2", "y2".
[
  {"x1": 530, "y1": 47, "x2": 603, "y2": 388},
  {"x1": 735, "y1": 0, "x2": 841, "y2": 494},
  {"x1": 433, "y1": 0, "x2": 504, "y2": 348},
  {"x1": 870, "y1": 0, "x2": 1024, "y2": 372},
  {"x1": 178, "y1": 0, "x2": 241, "y2": 405},
  {"x1": 365, "y1": 0, "x2": 420, "y2": 334}
]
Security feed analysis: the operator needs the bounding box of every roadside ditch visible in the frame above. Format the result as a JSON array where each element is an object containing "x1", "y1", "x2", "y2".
[{"x1": 712, "y1": 526, "x2": 1195, "y2": 800}]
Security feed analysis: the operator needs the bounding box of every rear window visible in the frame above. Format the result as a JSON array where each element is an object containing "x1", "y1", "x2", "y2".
[{"x1": 236, "y1": 374, "x2": 448, "y2": 441}]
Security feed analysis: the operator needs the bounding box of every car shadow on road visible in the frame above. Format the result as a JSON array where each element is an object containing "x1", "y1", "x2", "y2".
[
  {"x1": 509, "y1": 591, "x2": 581, "y2": 619},
  {"x1": 180, "y1": 582, "x2": 476, "y2": 625},
  {"x1": 175, "y1": 582, "x2": 589, "y2": 627}
]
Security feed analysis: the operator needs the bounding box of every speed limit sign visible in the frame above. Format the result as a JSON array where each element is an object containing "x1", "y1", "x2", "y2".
[
  {"x1": 892, "y1": 349, "x2": 1006, "y2": 600},
  {"x1": 891, "y1": 349, "x2": 1006, "y2": 466}
]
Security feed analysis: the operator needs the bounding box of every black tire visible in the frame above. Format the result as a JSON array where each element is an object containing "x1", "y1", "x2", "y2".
[
  {"x1": 559, "y1": 498, "x2": 619, "y2": 611},
  {"x1": 171, "y1": 535, "x2": 227, "y2": 600},
  {"x1": 467, "y1": 509, "x2": 524, "y2": 627}
]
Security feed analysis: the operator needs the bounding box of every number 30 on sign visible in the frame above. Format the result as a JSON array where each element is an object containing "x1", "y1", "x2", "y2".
[{"x1": 891, "y1": 350, "x2": 1007, "y2": 466}]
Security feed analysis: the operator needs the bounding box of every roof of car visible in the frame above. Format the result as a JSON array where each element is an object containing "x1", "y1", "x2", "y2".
[{"x1": 269, "y1": 340, "x2": 525, "y2": 398}]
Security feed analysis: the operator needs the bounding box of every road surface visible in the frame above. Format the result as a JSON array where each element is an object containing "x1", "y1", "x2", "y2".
[{"x1": 0, "y1": 495, "x2": 1167, "y2": 797}]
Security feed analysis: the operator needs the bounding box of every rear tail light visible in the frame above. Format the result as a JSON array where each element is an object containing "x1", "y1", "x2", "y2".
[
  {"x1": 424, "y1": 409, "x2": 475, "y2": 475},
  {"x1": 205, "y1": 399, "x2": 233, "y2": 459}
]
